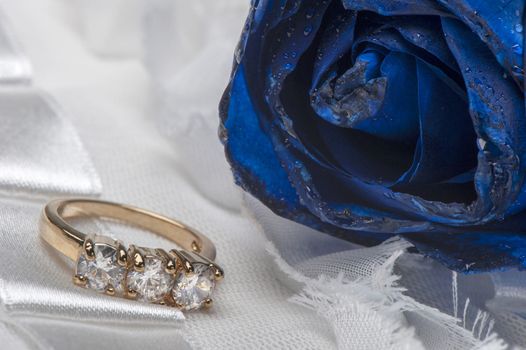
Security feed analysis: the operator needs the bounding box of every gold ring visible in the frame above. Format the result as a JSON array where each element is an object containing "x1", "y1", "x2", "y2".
[{"x1": 39, "y1": 198, "x2": 223, "y2": 311}]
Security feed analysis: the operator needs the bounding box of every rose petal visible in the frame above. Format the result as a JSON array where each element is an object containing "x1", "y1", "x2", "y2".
[
  {"x1": 437, "y1": 0, "x2": 524, "y2": 84},
  {"x1": 341, "y1": 0, "x2": 449, "y2": 16},
  {"x1": 311, "y1": 4, "x2": 357, "y2": 88},
  {"x1": 222, "y1": 66, "x2": 299, "y2": 210},
  {"x1": 443, "y1": 18, "x2": 526, "y2": 220},
  {"x1": 394, "y1": 59, "x2": 477, "y2": 188},
  {"x1": 405, "y1": 230, "x2": 526, "y2": 272},
  {"x1": 389, "y1": 16, "x2": 458, "y2": 72},
  {"x1": 352, "y1": 51, "x2": 419, "y2": 143}
]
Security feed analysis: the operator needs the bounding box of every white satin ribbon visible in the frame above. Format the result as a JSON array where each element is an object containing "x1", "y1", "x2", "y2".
[{"x1": 0, "y1": 88, "x2": 102, "y2": 198}]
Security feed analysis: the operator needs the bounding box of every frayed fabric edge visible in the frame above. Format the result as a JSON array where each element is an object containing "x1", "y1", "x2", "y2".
[{"x1": 266, "y1": 239, "x2": 509, "y2": 350}]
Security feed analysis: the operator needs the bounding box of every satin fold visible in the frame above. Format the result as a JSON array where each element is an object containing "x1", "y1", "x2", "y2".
[{"x1": 0, "y1": 88, "x2": 102, "y2": 198}]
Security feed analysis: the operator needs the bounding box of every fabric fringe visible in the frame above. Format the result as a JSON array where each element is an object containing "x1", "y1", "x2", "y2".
[{"x1": 266, "y1": 240, "x2": 509, "y2": 350}]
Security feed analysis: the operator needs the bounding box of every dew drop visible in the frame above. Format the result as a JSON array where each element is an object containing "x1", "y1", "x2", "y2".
[
  {"x1": 512, "y1": 65, "x2": 524, "y2": 77},
  {"x1": 218, "y1": 124, "x2": 228, "y2": 143},
  {"x1": 303, "y1": 25, "x2": 313, "y2": 36},
  {"x1": 515, "y1": 23, "x2": 523, "y2": 33},
  {"x1": 477, "y1": 138, "x2": 487, "y2": 150},
  {"x1": 234, "y1": 46, "x2": 243, "y2": 64}
]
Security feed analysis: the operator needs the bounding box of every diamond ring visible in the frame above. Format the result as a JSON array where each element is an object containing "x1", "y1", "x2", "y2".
[{"x1": 40, "y1": 198, "x2": 223, "y2": 311}]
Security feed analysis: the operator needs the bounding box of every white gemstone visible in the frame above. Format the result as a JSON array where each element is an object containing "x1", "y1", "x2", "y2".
[
  {"x1": 76, "y1": 244, "x2": 126, "y2": 293},
  {"x1": 127, "y1": 257, "x2": 174, "y2": 303},
  {"x1": 172, "y1": 263, "x2": 216, "y2": 310}
]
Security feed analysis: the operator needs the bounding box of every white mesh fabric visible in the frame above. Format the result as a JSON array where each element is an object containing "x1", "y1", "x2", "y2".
[{"x1": 249, "y1": 197, "x2": 512, "y2": 350}]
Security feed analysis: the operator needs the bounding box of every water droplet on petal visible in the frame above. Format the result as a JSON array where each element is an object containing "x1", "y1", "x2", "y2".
[
  {"x1": 515, "y1": 23, "x2": 523, "y2": 33},
  {"x1": 305, "y1": 7, "x2": 315, "y2": 19},
  {"x1": 477, "y1": 138, "x2": 487, "y2": 150},
  {"x1": 303, "y1": 25, "x2": 313, "y2": 36}
]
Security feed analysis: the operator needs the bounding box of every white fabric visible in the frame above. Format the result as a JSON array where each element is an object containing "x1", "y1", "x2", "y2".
[
  {"x1": 143, "y1": 0, "x2": 246, "y2": 211},
  {"x1": 0, "y1": 1, "x2": 334, "y2": 349},
  {"x1": 72, "y1": 0, "x2": 144, "y2": 58},
  {"x1": 0, "y1": 88, "x2": 101, "y2": 198},
  {"x1": 0, "y1": 0, "x2": 524, "y2": 349},
  {"x1": 0, "y1": 9, "x2": 30, "y2": 85}
]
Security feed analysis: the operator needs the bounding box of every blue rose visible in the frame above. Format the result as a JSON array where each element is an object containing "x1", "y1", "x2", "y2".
[{"x1": 220, "y1": 0, "x2": 526, "y2": 272}]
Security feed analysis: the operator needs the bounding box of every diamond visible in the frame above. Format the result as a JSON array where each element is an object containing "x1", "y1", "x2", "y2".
[
  {"x1": 172, "y1": 263, "x2": 216, "y2": 310},
  {"x1": 127, "y1": 256, "x2": 174, "y2": 303},
  {"x1": 76, "y1": 243, "x2": 126, "y2": 293}
]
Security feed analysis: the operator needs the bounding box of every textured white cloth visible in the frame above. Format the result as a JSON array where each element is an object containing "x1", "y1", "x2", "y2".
[
  {"x1": 0, "y1": 0, "x2": 524, "y2": 349},
  {"x1": 0, "y1": 1, "x2": 334, "y2": 349}
]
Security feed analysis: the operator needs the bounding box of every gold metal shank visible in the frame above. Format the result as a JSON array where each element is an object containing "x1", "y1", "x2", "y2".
[{"x1": 39, "y1": 198, "x2": 216, "y2": 262}]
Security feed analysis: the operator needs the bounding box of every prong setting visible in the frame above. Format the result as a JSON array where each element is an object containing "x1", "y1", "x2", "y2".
[
  {"x1": 83, "y1": 237, "x2": 95, "y2": 260},
  {"x1": 130, "y1": 245, "x2": 145, "y2": 272},
  {"x1": 170, "y1": 250, "x2": 220, "y2": 311},
  {"x1": 165, "y1": 258, "x2": 177, "y2": 274},
  {"x1": 116, "y1": 242, "x2": 127, "y2": 267},
  {"x1": 73, "y1": 274, "x2": 87, "y2": 286},
  {"x1": 213, "y1": 265, "x2": 224, "y2": 281},
  {"x1": 126, "y1": 246, "x2": 175, "y2": 303},
  {"x1": 127, "y1": 289, "x2": 138, "y2": 299},
  {"x1": 75, "y1": 236, "x2": 127, "y2": 295},
  {"x1": 74, "y1": 237, "x2": 222, "y2": 311},
  {"x1": 105, "y1": 285, "x2": 115, "y2": 296},
  {"x1": 203, "y1": 298, "x2": 213, "y2": 309}
]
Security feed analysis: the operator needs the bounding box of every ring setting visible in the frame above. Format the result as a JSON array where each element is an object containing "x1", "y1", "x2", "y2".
[{"x1": 41, "y1": 199, "x2": 224, "y2": 312}]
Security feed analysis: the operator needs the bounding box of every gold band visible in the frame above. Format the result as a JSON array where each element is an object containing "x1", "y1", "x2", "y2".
[
  {"x1": 39, "y1": 198, "x2": 222, "y2": 311},
  {"x1": 40, "y1": 198, "x2": 216, "y2": 261}
]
